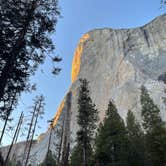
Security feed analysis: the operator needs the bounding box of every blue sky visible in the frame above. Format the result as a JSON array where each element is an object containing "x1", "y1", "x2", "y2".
[{"x1": 2, "y1": 0, "x2": 165, "y2": 145}]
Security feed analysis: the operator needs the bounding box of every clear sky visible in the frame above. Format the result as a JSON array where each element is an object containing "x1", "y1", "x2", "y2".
[{"x1": 2, "y1": 0, "x2": 165, "y2": 145}]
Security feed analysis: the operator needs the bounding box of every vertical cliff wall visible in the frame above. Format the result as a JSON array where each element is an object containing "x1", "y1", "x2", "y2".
[{"x1": 65, "y1": 14, "x2": 166, "y2": 141}]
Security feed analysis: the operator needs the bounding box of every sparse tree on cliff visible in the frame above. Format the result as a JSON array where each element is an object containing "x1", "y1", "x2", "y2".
[
  {"x1": 141, "y1": 85, "x2": 166, "y2": 166},
  {"x1": 70, "y1": 79, "x2": 98, "y2": 166},
  {"x1": 126, "y1": 110, "x2": 145, "y2": 166},
  {"x1": 0, "y1": 0, "x2": 61, "y2": 120},
  {"x1": 95, "y1": 101, "x2": 128, "y2": 166}
]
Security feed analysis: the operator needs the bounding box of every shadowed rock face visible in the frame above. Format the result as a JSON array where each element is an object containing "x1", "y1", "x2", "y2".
[{"x1": 2, "y1": 14, "x2": 166, "y2": 165}]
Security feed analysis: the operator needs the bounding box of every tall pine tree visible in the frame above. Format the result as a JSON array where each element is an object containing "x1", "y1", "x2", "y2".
[
  {"x1": 95, "y1": 101, "x2": 128, "y2": 166},
  {"x1": 0, "y1": 0, "x2": 61, "y2": 120},
  {"x1": 40, "y1": 150, "x2": 57, "y2": 166},
  {"x1": 126, "y1": 110, "x2": 145, "y2": 166},
  {"x1": 70, "y1": 79, "x2": 98, "y2": 166},
  {"x1": 141, "y1": 85, "x2": 166, "y2": 166}
]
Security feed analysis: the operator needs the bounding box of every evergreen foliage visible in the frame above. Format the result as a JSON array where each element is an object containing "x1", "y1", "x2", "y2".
[
  {"x1": 0, "y1": 0, "x2": 61, "y2": 120},
  {"x1": 40, "y1": 150, "x2": 57, "y2": 166},
  {"x1": 95, "y1": 101, "x2": 128, "y2": 166},
  {"x1": 22, "y1": 95, "x2": 45, "y2": 166},
  {"x1": 161, "y1": 0, "x2": 166, "y2": 5},
  {"x1": 70, "y1": 143, "x2": 95, "y2": 166},
  {"x1": 141, "y1": 86, "x2": 162, "y2": 131},
  {"x1": 126, "y1": 110, "x2": 145, "y2": 166},
  {"x1": 70, "y1": 145, "x2": 84, "y2": 166},
  {"x1": 70, "y1": 79, "x2": 98, "y2": 166},
  {"x1": 15, "y1": 161, "x2": 22, "y2": 166},
  {"x1": 140, "y1": 85, "x2": 166, "y2": 165}
]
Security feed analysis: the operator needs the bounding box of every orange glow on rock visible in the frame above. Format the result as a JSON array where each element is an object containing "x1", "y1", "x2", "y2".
[
  {"x1": 71, "y1": 33, "x2": 90, "y2": 82},
  {"x1": 52, "y1": 99, "x2": 65, "y2": 127},
  {"x1": 51, "y1": 33, "x2": 90, "y2": 129}
]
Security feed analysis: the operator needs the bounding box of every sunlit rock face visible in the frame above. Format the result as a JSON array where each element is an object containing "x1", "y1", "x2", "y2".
[
  {"x1": 52, "y1": 98, "x2": 65, "y2": 127},
  {"x1": 71, "y1": 33, "x2": 90, "y2": 83},
  {"x1": 2, "y1": 14, "x2": 166, "y2": 165},
  {"x1": 68, "y1": 14, "x2": 166, "y2": 136},
  {"x1": 52, "y1": 13, "x2": 166, "y2": 160}
]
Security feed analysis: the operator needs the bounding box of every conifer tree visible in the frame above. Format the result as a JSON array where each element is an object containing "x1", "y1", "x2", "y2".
[
  {"x1": 126, "y1": 110, "x2": 145, "y2": 166},
  {"x1": 4, "y1": 112, "x2": 24, "y2": 165},
  {"x1": 95, "y1": 101, "x2": 128, "y2": 166},
  {"x1": 0, "y1": 0, "x2": 61, "y2": 119},
  {"x1": 140, "y1": 85, "x2": 166, "y2": 166},
  {"x1": 40, "y1": 150, "x2": 57, "y2": 166},
  {"x1": 22, "y1": 95, "x2": 45, "y2": 166},
  {"x1": 70, "y1": 79, "x2": 98, "y2": 166},
  {"x1": 161, "y1": 0, "x2": 166, "y2": 5},
  {"x1": 70, "y1": 145, "x2": 84, "y2": 166}
]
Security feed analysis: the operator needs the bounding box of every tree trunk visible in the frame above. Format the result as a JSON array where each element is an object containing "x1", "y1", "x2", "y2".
[
  {"x1": 4, "y1": 112, "x2": 23, "y2": 165},
  {"x1": 22, "y1": 102, "x2": 37, "y2": 165},
  {"x1": 24, "y1": 99, "x2": 41, "y2": 166},
  {"x1": 0, "y1": 0, "x2": 38, "y2": 101},
  {"x1": 0, "y1": 92, "x2": 17, "y2": 145},
  {"x1": 46, "y1": 126, "x2": 53, "y2": 162},
  {"x1": 61, "y1": 92, "x2": 72, "y2": 166},
  {"x1": 0, "y1": 115, "x2": 9, "y2": 145},
  {"x1": 63, "y1": 143, "x2": 70, "y2": 166},
  {"x1": 57, "y1": 119, "x2": 65, "y2": 165},
  {"x1": 83, "y1": 141, "x2": 88, "y2": 166}
]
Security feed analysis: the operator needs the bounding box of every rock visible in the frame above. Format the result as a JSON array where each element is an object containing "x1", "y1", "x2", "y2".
[{"x1": 1, "y1": 14, "x2": 166, "y2": 165}]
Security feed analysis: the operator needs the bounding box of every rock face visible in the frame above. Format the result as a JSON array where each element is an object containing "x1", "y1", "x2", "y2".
[
  {"x1": 66, "y1": 13, "x2": 166, "y2": 138},
  {"x1": 2, "y1": 14, "x2": 166, "y2": 165}
]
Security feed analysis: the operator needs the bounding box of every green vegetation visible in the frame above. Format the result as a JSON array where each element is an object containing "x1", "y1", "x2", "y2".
[
  {"x1": 40, "y1": 150, "x2": 57, "y2": 166},
  {"x1": 2, "y1": 83, "x2": 166, "y2": 166},
  {"x1": 1, "y1": 1, "x2": 166, "y2": 166},
  {"x1": 70, "y1": 79, "x2": 98, "y2": 166},
  {"x1": 69, "y1": 84, "x2": 166, "y2": 166},
  {"x1": 0, "y1": 0, "x2": 61, "y2": 122},
  {"x1": 141, "y1": 86, "x2": 166, "y2": 166},
  {"x1": 126, "y1": 110, "x2": 145, "y2": 166},
  {"x1": 95, "y1": 101, "x2": 128, "y2": 166},
  {"x1": 0, "y1": 0, "x2": 61, "y2": 163}
]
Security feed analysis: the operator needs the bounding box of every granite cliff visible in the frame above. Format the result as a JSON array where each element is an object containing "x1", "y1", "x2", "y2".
[{"x1": 2, "y1": 14, "x2": 166, "y2": 165}]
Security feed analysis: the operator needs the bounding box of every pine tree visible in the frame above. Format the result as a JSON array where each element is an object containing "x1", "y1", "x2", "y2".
[
  {"x1": 126, "y1": 110, "x2": 145, "y2": 166},
  {"x1": 0, "y1": 91, "x2": 17, "y2": 145},
  {"x1": 140, "y1": 85, "x2": 166, "y2": 166},
  {"x1": 4, "y1": 112, "x2": 24, "y2": 165},
  {"x1": 40, "y1": 150, "x2": 57, "y2": 166},
  {"x1": 141, "y1": 86, "x2": 162, "y2": 131},
  {"x1": 70, "y1": 145, "x2": 84, "y2": 166},
  {"x1": 70, "y1": 79, "x2": 98, "y2": 166},
  {"x1": 0, "y1": 0, "x2": 61, "y2": 120},
  {"x1": 95, "y1": 101, "x2": 128, "y2": 166},
  {"x1": 22, "y1": 95, "x2": 45, "y2": 166},
  {"x1": 161, "y1": 0, "x2": 166, "y2": 5}
]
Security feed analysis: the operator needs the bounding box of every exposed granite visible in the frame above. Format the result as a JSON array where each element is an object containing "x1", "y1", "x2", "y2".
[{"x1": 2, "y1": 14, "x2": 166, "y2": 165}]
